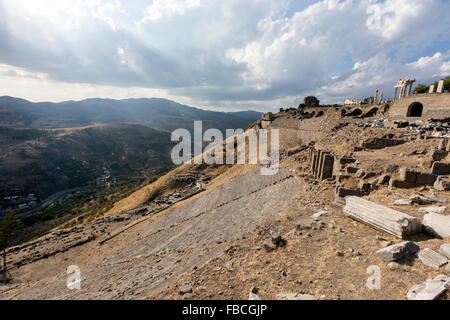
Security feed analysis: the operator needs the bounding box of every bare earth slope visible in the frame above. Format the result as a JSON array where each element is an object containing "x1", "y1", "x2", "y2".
[{"x1": 3, "y1": 167, "x2": 300, "y2": 299}]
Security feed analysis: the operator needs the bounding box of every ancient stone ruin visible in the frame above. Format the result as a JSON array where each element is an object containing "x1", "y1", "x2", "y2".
[
  {"x1": 393, "y1": 78, "x2": 416, "y2": 101},
  {"x1": 308, "y1": 147, "x2": 335, "y2": 180}
]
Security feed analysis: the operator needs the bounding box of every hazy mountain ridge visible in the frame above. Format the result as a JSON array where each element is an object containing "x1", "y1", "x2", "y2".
[{"x1": 0, "y1": 96, "x2": 262, "y2": 132}]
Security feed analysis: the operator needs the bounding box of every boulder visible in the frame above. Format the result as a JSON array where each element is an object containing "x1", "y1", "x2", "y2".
[
  {"x1": 356, "y1": 169, "x2": 366, "y2": 178},
  {"x1": 249, "y1": 287, "x2": 261, "y2": 300},
  {"x1": 296, "y1": 218, "x2": 314, "y2": 230},
  {"x1": 374, "y1": 241, "x2": 419, "y2": 261},
  {"x1": 179, "y1": 284, "x2": 193, "y2": 295},
  {"x1": 263, "y1": 239, "x2": 277, "y2": 252},
  {"x1": 388, "y1": 262, "x2": 400, "y2": 270}
]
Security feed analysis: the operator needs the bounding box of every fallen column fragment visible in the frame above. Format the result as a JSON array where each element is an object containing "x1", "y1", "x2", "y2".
[
  {"x1": 423, "y1": 213, "x2": 450, "y2": 238},
  {"x1": 343, "y1": 196, "x2": 422, "y2": 239},
  {"x1": 418, "y1": 248, "x2": 449, "y2": 270},
  {"x1": 407, "y1": 275, "x2": 450, "y2": 300}
]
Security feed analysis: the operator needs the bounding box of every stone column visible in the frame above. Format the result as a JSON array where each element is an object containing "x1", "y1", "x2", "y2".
[
  {"x1": 400, "y1": 86, "x2": 405, "y2": 98},
  {"x1": 374, "y1": 90, "x2": 378, "y2": 105},
  {"x1": 393, "y1": 87, "x2": 398, "y2": 101},
  {"x1": 379, "y1": 92, "x2": 383, "y2": 104},
  {"x1": 429, "y1": 85, "x2": 435, "y2": 93},
  {"x1": 437, "y1": 80, "x2": 444, "y2": 93},
  {"x1": 408, "y1": 83, "x2": 413, "y2": 95}
]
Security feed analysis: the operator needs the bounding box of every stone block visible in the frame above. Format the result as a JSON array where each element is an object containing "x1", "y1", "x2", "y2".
[
  {"x1": 346, "y1": 166, "x2": 358, "y2": 174},
  {"x1": 432, "y1": 162, "x2": 450, "y2": 175},
  {"x1": 432, "y1": 149, "x2": 448, "y2": 161},
  {"x1": 359, "y1": 180, "x2": 371, "y2": 192},
  {"x1": 407, "y1": 275, "x2": 450, "y2": 300},
  {"x1": 438, "y1": 139, "x2": 448, "y2": 151},
  {"x1": 336, "y1": 187, "x2": 364, "y2": 198},
  {"x1": 372, "y1": 174, "x2": 391, "y2": 186},
  {"x1": 423, "y1": 213, "x2": 450, "y2": 238},
  {"x1": 374, "y1": 241, "x2": 419, "y2": 261},
  {"x1": 339, "y1": 156, "x2": 356, "y2": 165},
  {"x1": 400, "y1": 168, "x2": 417, "y2": 183},
  {"x1": 389, "y1": 179, "x2": 416, "y2": 189},
  {"x1": 415, "y1": 172, "x2": 437, "y2": 185}
]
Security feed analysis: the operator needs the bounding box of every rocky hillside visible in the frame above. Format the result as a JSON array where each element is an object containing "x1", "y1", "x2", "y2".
[
  {"x1": 1, "y1": 103, "x2": 450, "y2": 300},
  {"x1": 0, "y1": 123, "x2": 174, "y2": 201}
]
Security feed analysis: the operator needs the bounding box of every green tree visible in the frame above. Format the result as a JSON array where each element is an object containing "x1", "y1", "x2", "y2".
[
  {"x1": 414, "y1": 84, "x2": 429, "y2": 94},
  {"x1": 0, "y1": 212, "x2": 21, "y2": 283}
]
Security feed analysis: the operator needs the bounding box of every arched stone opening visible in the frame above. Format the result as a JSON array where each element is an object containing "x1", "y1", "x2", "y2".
[
  {"x1": 407, "y1": 102, "x2": 423, "y2": 117},
  {"x1": 347, "y1": 108, "x2": 362, "y2": 117},
  {"x1": 363, "y1": 107, "x2": 378, "y2": 118}
]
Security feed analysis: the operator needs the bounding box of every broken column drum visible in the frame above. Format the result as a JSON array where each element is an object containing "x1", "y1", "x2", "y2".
[{"x1": 343, "y1": 196, "x2": 422, "y2": 239}]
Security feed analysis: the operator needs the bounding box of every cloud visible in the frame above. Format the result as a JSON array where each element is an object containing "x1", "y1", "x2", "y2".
[
  {"x1": 140, "y1": 0, "x2": 203, "y2": 23},
  {"x1": 316, "y1": 51, "x2": 450, "y2": 102},
  {"x1": 0, "y1": 0, "x2": 449, "y2": 111}
]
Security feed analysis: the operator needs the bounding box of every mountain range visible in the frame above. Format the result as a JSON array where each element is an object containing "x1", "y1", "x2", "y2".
[{"x1": 0, "y1": 96, "x2": 262, "y2": 132}]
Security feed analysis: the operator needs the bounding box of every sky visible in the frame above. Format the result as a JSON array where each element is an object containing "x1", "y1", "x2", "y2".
[{"x1": 0, "y1": 0, "x2": 449, "y2": 112}]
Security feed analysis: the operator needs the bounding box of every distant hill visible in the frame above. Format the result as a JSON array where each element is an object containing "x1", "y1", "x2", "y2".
[
  {"x1": 0, "y1": 123, "x2": 174, "y2": 200},
  {"x1": 0, "y1": 96, "x2": 262, "y2": 132}
]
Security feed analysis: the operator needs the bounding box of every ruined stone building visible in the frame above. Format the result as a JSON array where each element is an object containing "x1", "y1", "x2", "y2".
[{"x1": 390, "y1": 79, "x2": 450, "y2": 119}]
